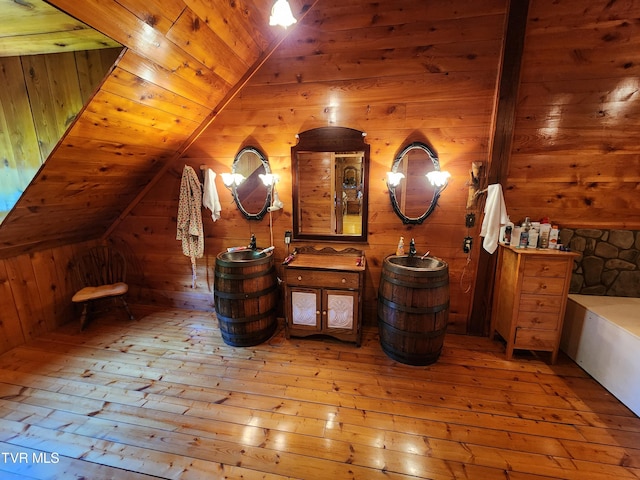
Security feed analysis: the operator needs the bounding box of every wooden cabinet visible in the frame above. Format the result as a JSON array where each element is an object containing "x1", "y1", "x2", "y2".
[
  {"x1": 490, "y1": 245, "x2": 578, "y2": 363},
  {"x1": 284, "y1": 247, "x2": 365, "y2": 346}
]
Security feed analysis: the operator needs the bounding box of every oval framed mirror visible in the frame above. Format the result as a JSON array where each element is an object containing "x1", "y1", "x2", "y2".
[
  {"x1": 231, "y1": 146, "x2": 272, "y2": 221},
  {"x1": 291, "y1": 127, "x2": 369, "y2": 242},
  {"x1": 388, "y1": 142, "x2": 441, "y2": 224}
]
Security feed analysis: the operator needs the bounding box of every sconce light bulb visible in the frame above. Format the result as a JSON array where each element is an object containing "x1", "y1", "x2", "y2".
[
  {"x1": 386, "y1": 171, "x2": 405, "y2": 188},
  {"x1": 426, "y1": 170, "x2": 451, "y2": 188},
  {"x1": 259, "y1": 173, "x2": 280, "y2": 186},
  {"x1": 221, "y1": 172, "x2": 245, "y2": 187}
]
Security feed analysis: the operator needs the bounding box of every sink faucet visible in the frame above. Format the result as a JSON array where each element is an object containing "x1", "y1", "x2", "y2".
[
  {"x1": 248, "y1": 234, "x2": 257, "y2": 250},
  {"x1": 409, "y1": 238, "x2": 416, "y2": 257}
]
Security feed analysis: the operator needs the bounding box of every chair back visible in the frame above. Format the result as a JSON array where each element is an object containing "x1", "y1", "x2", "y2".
[{"x1": 75, "y1": 246, "x2": 127, "y2": 287}]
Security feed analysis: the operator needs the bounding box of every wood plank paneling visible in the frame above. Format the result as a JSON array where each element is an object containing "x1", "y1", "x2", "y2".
[
  {"x1": 506, "y1": 0, "x2": 640, "y2": 228},
  {"x1": 0, "y1": 0, "x2": 285, "y2": 260},
  {"x1": 0, "y1": 241, "x2": 97, "y2": 355},
  {"x1": 114, "y1": 0, "x2": 505, "y2": 333},
  {"x1": 0, "y1": 48, "x2": 121, "y2": 224},
  {"x1": 0, "y1": 0, "x2": 120, "y2": 57}
]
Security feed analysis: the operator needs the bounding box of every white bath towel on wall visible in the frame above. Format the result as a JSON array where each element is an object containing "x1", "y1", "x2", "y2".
[
  {"x1": 203, "y1": 168, "x2": 222, "y2": 221},
  {"x1": 480, "y1": 183, "x2": 509, "y2": 254}
]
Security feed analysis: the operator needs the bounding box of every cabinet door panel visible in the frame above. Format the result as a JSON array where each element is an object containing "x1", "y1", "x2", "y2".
[
  {"x1": 325, "y1": 290, "x2": 357, "y2": 330},
  {"x1": 291, "y1": 289, "x2": 321, "y2": 329}
]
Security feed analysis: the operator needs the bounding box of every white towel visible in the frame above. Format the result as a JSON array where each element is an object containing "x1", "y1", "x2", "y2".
[
  {"x1": 480, "y1": 183, "x2": 509, "y2": 254},
  {"x1": 202, "y1": 168, "x2": 222, "y2": 221}
]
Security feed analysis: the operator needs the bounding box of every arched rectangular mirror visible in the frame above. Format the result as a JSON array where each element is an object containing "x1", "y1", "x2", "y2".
[{"x1": 292, "y1": 127, "x2": 369, "y2": 242}]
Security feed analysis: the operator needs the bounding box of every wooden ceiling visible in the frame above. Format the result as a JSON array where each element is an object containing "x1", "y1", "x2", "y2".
[
  {"x1": 0, "y1": 0, "x2": 314, "y2": 258},
  {"x1": 0, "y1": 0, "x2": 120, "y2": 57}
]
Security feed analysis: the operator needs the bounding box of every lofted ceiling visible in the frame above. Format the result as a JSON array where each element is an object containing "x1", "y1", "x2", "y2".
[
  {"x1": 0, "y1": 0, "x2": 120, "y2": 57},
  {"x1": 0, "y1": 0, "x2": 315, "y2": 258}
]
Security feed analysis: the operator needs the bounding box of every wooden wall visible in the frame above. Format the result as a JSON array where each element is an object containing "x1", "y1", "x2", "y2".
[
  {"x1": 0, "y1": 0, "x2": 287, "y2": 259},
  {"x1": 0, "y1": 48, "x2": 120, "y2": 222},
  {"x1": 111, "y1": 0, "x2": 640, "y2": 337},
  {"x1": 110, "y1": 0, "x2": 510, "y2": 333},
  {"x1": 0, "y1": 240, "x2": 98, "y2": 354},
  {"x1": 3, "y1": 0, "x2": 640, "y2": 355},
  {"x1": 506, "y1": 0, "x2": 640, "y2": 229}
]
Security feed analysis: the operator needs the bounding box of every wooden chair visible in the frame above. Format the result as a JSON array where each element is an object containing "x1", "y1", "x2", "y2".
[{"x1": 72, "y1": 245, "x2": 134, "y2": 329}]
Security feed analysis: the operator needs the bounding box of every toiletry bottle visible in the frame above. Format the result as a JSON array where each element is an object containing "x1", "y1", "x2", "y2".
[
  {"x1": 396, "y1": 236, "x2": 405, "y2": 256},
  {"x1": 548, "y1": 225, "x2": 559, "y2": 249},
  {"x1": 527, "y1": 228, "x2": 539, "y2": 249},
  {"x1": 512, "y1": 225, "x2": 521, "y2": 248},
  {"x1": 519, "y1": 217, "x2": 531, "y2": 248},
  {"x1": 539, "y1": 223, "x2": 551, "y2": 248},
  {"x1": 503, "y1": 217, "x2": 514, "y2": 245}
]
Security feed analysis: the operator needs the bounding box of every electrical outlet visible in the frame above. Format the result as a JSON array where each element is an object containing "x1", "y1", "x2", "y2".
[
  {"x1": 463, "y1": 236, "x2": 473, "y2": 253},
  {"x1": 284, "y1": 230, "x2": 292, "y2": 244},
  {"x1": 465, "y1": 213, "x2": 475, "y2": 228}
]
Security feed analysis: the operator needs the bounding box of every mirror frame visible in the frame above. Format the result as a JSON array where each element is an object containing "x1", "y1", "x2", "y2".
[
  {"x1": 291, "y1": 126, "x2": 370, "y2": 242},
  {"x1": 388, "y1": 141, "x2": 442, "y2": 225},
  {"x1": 231, "y1": 146, "x2": 272, "y2": 221}
]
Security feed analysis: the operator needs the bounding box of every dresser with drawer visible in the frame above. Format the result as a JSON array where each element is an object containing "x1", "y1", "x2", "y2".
[
  {"x1": 284, "y1": 246, "x2": 365, "y2": 346},
  {"x1": 490, "y1": 245, "x2": 578, "y2": 363}
]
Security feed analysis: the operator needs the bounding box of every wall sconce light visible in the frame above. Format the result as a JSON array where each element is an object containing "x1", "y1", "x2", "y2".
[
  {"x1": 269, "y1": 0, "x2": 297, "y2": 28},
  {"x1": 259, "y1": 173, "x2": 279, "y2": 186},
  {"x1": 386, "y1": 171, "x2": 405, "y2": 188},
  {"x1": 259, "y1": 173, "x2": 284, "y2": 212},
  {"x1": 220, "y1": 173, "x2": 245, "y2": 188},
  {"x1": 426, "y1": 170, "x2": 451, "y2": 189}
]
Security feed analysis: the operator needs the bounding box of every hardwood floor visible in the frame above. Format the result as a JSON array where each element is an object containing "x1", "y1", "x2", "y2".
[{"x1": 0, "y1": 306, "x2": 638, "y2": 479}]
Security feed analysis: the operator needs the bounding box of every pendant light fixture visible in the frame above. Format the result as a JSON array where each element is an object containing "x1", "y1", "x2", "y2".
[{"x1": 269, "y1": 0, "x2": 297, "y2": 28}]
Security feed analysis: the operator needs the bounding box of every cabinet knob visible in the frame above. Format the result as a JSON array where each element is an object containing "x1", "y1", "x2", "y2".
[
  {"x1": 297, "y1": 276, "x2": 302, "y2": 281},
  {"x1": 341, "y1": 278, "x2": 346, "y2": 283},
  {"x1": 322, "y1": 310, "x2": 327, "y2": 315},
  {"x1": 316, "y1": 310, "x2": 320, "y2": 315}
]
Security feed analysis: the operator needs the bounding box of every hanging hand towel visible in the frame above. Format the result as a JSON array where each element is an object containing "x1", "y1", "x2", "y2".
[
  {"x1": 176, "y1": 165, "x2": 204, "y2": 287},
  {"x1": 480, "y1": 183, "x2": 509, "y2": 254},
  {"x1": 203, "y1": 168, "x2": 222, "y2": 221}
]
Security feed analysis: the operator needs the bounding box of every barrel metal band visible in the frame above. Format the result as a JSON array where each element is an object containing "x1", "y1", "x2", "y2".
[
  {"x1": 378, "y1": 295, "x2": 449, "y2": 314},
  {"x1": 214, "y1": 283, "x2": 277, "y2": 300},
  {"x1": 217, "y1": 306, "x2": 277, "y2": 324},
  {"x1": 215, "y1": 266, "x2": 275, "y2": 281},
  {"x1": 381, "y1": 274, "x2": 448, "y2": 289},
  {"x1": 377, "y1": 318, "x2": 447, "y2": 339}
]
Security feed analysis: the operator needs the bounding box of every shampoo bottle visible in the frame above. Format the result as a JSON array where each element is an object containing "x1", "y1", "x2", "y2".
[
  {"x1": 519, "y1": 217, "x2": 531, "y2": 248},
  {"x1": 548, "y1": 225, "x2": 559, "y2": 249}
]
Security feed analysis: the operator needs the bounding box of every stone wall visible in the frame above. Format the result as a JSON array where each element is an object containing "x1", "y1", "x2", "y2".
[{"x1": 561, "y1": 229, "x2": 640, "y2": 297}]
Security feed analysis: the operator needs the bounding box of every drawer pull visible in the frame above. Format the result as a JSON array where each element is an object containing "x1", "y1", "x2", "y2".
[
  {"x1": 297, "y1": 276, "x2": 302, "y2": 281},
  {"x1": 341, "y1": 278, "x2": 346, "y2": 283}
]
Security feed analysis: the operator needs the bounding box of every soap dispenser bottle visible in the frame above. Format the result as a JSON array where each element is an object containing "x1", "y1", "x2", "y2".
[{"x1": 396, "y1": 236, "x2": 405, "y2": 256}]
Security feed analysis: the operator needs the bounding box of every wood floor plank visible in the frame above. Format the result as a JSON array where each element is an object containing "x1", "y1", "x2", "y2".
[{"x1": 0, "y1": 307, "x2": 637, "y2": 479}]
